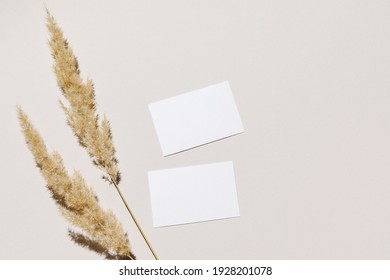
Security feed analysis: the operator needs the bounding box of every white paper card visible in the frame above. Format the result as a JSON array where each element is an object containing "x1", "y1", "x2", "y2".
[
  {"x1": 148, "y1": 161, "x2": 240, "y2": 227},
  {"x1": 149, "y1": 81, "x2": 244, "y2": 156}
]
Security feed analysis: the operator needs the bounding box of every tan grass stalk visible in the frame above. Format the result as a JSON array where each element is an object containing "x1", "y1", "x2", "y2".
[
  {"x1": 17, "y1": 108, "x2": 135, "y2": 260},
  {"x1": 46, "y1": 11, "x2": 158, "y2": 260}
]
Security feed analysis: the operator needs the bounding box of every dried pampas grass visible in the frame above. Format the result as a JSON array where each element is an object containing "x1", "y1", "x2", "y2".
[
  {"x1": 17, "y1": 10, "x2": 158, "y2": 259},
  {"x1": 47, "y1": 12, "x2": 120, "y2": 185},
  {"x1": 18, "y1": 108, "x2": 134, "y2": 259}
]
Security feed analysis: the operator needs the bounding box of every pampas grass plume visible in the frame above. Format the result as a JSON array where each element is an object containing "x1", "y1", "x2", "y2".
[
  {"x1": 17, "y1": 107, "x2": 135, "y2": 260},
  {"x1": 17, "y1": 10, "x2": 158, "y2": 260}
]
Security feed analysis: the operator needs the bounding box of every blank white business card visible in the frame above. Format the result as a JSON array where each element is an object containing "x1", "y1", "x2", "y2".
[
  {"x1": 148, "y1": 161, "x2": 240, "y2": 227},
  {"x1": 148, "y1": 81, "x2": 244, "y2": 156}
]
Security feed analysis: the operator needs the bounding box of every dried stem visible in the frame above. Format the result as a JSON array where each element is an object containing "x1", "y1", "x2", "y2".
[{"x1": 110, "y1": 176, "x2": 159, "y2": 260}]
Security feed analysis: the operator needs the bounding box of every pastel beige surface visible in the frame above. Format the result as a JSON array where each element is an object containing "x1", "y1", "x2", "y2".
[{"x1": 1, "y1": 0, "x2": 390, "y2": 259}]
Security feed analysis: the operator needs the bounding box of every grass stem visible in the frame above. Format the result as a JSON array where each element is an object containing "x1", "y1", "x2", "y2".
[{"x1": 110, "y1": 176, "x2": 159, "y2": 260}]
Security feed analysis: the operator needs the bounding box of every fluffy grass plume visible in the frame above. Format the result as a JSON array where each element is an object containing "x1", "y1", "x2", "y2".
[
  {"x1": 47, "y1": 12, "x2": 120, "y2": 184},
  {"x1": 46, "y1": 11, "x2": 158, "y2": 259},
  {"x1": 17, "y1": 10, "x2": 158, "y2": 259},
  {"x1": 17, "y1": 108, "x2": 135, "y2": 260}
]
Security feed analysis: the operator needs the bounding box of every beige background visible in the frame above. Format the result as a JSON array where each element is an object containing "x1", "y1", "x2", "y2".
[{"x1": 1, "y1": 0, "x2": 390, "y2": 259}]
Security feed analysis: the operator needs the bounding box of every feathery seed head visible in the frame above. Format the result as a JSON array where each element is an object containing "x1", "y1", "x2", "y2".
[
  {"x1": 17, "y1": 107, "x2": 133, "y2": 259},
  {"x1": 46, "y1": 12, "x2": 121, "y2": 184}
]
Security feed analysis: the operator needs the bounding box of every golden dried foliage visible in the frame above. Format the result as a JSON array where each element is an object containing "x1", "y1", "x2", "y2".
[
  {"x1": 46, "y1": 12, "x2": 120, "y2": 184},
  {"x1": 17, "y1": 10, "x2": 158, "y2": 260},
  {"x1": 17, "y1": 108, "x2": 135, "y2": 260}
]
